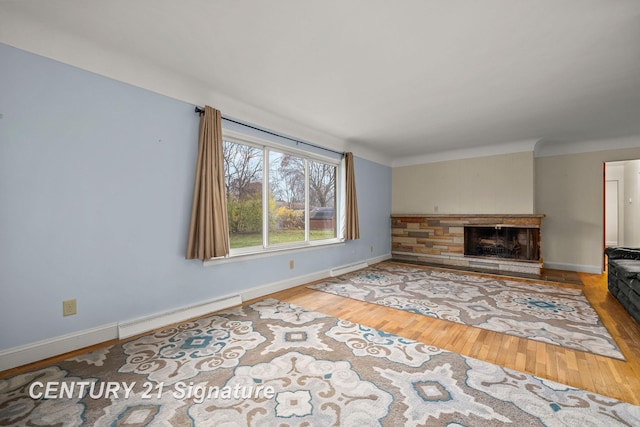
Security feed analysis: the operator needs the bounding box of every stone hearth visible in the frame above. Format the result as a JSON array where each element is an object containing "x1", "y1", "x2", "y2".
[{"x1": 391, "y1": 214, "x2": 544, "y2": 275}]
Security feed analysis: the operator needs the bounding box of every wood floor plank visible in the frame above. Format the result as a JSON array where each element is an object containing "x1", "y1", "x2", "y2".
[
  {"x1": 2, "y1": 262, "x2": 640, "y2": 406},
  {"x1": 269, "y1": 264, "x2": 640, "y2": 405}
]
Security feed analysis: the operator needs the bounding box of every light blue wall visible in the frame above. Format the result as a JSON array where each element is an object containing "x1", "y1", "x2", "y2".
[{"x1": 0, "y1": 43, "x2": 391, "y2": 350}]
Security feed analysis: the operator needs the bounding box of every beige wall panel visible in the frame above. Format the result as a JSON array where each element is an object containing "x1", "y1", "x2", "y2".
[
  {"x1": 535, "y1": 146, "x2": 640, "y2": 272},
  {"x1": 392, "y1": 152, "x2": 534, "y2": 214}
]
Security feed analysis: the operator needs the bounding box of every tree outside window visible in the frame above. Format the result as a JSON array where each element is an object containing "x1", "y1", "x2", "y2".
[{"x1": 223, "y1": 139, "x2": 337, "y2": 250}]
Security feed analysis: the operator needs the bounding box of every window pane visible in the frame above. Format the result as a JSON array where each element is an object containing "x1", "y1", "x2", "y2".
[
  {"x1": 269, "y1": 151, "x2": 305, "y2": 245},
  {"x1": 223, "y1": 140, "x2": 263, "y2": 249},
  {"x1": 309, "y1": 160, "x2": 337, "y2": 241}
]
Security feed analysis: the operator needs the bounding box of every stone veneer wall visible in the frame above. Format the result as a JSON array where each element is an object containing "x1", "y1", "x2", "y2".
[{"x1": 391, "y1": 214, "x2": 544, "y2": 274}]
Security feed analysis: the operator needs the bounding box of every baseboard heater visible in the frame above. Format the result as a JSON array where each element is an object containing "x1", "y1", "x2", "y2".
[
  {"x1": 330, "y1": 262, "x2": 368, "y2": 277},
  {"x1": 117, "y1": 293, "x2": 242, "y2": 339}
]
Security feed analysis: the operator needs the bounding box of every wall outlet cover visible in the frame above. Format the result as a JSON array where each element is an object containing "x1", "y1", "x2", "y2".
[{"x1": 63, "y1": 299, "x2": 77, "y2": 316}]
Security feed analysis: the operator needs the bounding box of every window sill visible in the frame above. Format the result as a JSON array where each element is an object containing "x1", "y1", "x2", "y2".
[{"x1": 202, "y1": 239, "x2": 345, "y2": 267}]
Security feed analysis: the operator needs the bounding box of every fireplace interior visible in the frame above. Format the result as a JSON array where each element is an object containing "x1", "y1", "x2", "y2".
[{"x1": 464, "y1": 225, "x2": 540, "y2": 261}]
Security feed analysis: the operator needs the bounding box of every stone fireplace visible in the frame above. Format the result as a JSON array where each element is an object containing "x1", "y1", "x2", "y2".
[
  {"x1": 391, "y1": 214, "x2": 544, "y2": 275},
  {"x1": 464, "y1": 225, "x2": 540, "y2": 261}
]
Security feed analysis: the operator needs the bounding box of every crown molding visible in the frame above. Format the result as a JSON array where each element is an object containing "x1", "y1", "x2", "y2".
[
  {"x1": 392, "y1": 139, "x2": 539, "y2": 167},
  {"x1": 534, "y1": 135, "x2": 640, "y2": 158}
]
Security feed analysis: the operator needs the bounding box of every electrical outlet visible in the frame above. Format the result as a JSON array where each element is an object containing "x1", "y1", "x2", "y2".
[
  {"x1": 370, "y1": 245, "x2": 374, "y2": 253},
  {"x1": 63, "y1": 299, "x2": 77, "y2": 316},
  {"x1": 289, "y1": 260, "x2": 294, "y2": 270}
]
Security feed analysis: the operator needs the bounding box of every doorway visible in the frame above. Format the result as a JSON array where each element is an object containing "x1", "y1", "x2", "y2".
[
  {"x1": 604, "y1": 160, "x2": 640, "y2": 252},
  {"x1": 605, "y1": 179, "x2": 619, "y2": 246}
]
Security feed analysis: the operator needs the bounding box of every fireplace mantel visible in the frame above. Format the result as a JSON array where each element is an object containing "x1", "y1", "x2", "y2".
[
  {"x1": 391, "y1": 213, "x2": 545, "y2": 219},
  {"x1": 391, "y1": 214, "x2": 545, "y2": 275}
]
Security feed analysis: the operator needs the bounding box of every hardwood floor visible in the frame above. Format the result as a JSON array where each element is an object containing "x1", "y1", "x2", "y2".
[
  {"x1": 262, "y1": 262, "x2": 640, "y2": 405},
  {"x1": 394, "y1": 258, "x2": 585, "y2": 286},
  {"x1": 3, "y1": 262, "x2": 640, "y2": 406}
]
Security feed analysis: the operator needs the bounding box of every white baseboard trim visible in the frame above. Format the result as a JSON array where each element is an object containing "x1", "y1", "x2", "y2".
[
  {"x1": 240, "y1": 254, "x2": 391, "y2": 301},
  {"x1": 118, "y1": 294, "x2": 242, "y2": 340},
  {"x1": 0, "y1": 323, "x2": 118, "y2": 372},
  {"x1": 240, "y1": 270, "x2": 332, "y2": 302},
  {"x1": 0, "y1": 254, "x2": 392, "y2": 372},
  {"x1": 368, "y1": 253, "x2": 393, "y2": 264},
  {"x1": 330, "y1": 262, "x2": 368, "y2": 277},
  {"x1": 544, "y1": 262, "x2": 602, "y2": 274}
]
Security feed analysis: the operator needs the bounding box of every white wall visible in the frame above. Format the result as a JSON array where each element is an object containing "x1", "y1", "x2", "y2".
[
  {"x1": 605, "y1": 163, "x2": 625, "y2": 246},
  {"x1": 604, "y1": 160, "x2": 640, "y2": 248},
  {"x1": 623, "y1": 160, "x2": 640, "y2": 246}
]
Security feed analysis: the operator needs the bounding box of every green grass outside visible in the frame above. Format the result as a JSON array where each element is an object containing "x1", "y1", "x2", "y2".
[{"x1": 230, "y1": 229, "x2": 336, "y2": 249}]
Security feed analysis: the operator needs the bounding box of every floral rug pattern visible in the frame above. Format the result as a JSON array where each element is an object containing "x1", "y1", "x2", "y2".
[
  {"x1": 1, "y1": 299, "x2": 638, "y2": 426},
  {"x1": 309, "y1": 263, "x2": 625, "y2": 360}
]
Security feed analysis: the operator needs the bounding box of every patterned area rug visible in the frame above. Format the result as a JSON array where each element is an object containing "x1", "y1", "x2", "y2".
[
  {"x1": 1, "y1": 299, "x2": 638, "y2": 426},
  {"x1": 309, "y1": 263, "x2": 624, "y2": 360}
]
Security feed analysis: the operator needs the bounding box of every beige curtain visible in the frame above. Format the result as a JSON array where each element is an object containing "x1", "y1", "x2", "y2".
[
  {"x1": 186, "y1": 106, "x2": 230, "y2": 259},
  {"x1": 344, "y1": 152, "x2": 360, "y2": 240}
]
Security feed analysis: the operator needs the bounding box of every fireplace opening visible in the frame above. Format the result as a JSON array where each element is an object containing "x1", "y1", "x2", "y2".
[{"x1": 464, "y1": 225, "x2": 540, "y2": 261}]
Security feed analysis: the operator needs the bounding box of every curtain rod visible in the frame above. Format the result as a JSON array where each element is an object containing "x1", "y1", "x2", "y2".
[{"x1": 195, "y1": 106, "x2": 344, "y2": 156}]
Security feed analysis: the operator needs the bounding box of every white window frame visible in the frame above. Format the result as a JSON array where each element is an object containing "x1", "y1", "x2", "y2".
[{"x1": 205, "y1": 129, "x2": 344, "y2": 265}]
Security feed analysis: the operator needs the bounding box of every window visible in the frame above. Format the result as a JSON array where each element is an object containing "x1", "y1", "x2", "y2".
[
  {"x1": 223, "y1": 134, "x2": 339, "y2": 254},
  {"x1": 223, "y1": 140, "x2": 264, "y2": 249}
]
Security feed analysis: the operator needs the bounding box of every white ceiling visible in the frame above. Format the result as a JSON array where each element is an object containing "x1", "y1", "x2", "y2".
[{"x1": 1, "y1": 0, "x2": 640, "y2": 165}]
